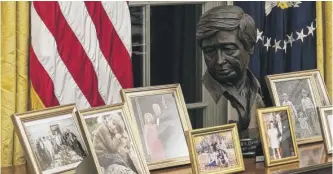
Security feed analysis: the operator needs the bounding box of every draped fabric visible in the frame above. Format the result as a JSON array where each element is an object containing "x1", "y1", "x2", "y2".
[
  {"x1": 2, "y1": 2, "x2": 133, "y2": 174},
  {"x1": 233, "y1": 1, "x2": 317, "y2": 106},
  {"x1": 30, "y1": 1, "x2": 133, "y2": 111},
  {"x1": 316, "y1": 1, "x2": 332, "y2": 100},
  {"x1": 1, "y1": 1, "x2": 29, "y2": 168}
]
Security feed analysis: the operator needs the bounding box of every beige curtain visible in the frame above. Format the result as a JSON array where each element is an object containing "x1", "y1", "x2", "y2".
[
  {"x1": 1, "y1": 1, "x2": 30, "y2": 173},
  {"x1": 316, "y1": 1, "x2": 332, "y2": 100}
]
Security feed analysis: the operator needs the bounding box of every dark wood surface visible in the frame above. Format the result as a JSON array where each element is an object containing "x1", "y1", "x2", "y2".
[
  {"x1": 150, "y1": 143, "x2": 332, "y2": 174},
  {"x1": 1, "y1": 143, "x2": 332, "y2": 174}
]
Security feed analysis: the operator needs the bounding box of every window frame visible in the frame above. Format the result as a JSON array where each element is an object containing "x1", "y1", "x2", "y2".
[{"x1": 128, "y1": 1, "x2": 228, "y2": 127}]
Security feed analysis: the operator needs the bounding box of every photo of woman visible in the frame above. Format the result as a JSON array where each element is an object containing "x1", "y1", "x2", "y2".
[
  {"x1": 257, "y1": 106, "x2": 299, "y2": 167},
  {"x1": 267, "y1": 121, "x2": 281, "y2": 160},
  {"x1": 143, "y1": 113, "x2": 165, "y2": 161},
  {"x1": 85, "y1": 112, "x2": 142, "y2": 174},
  {"x1": 129, "y1": 93, "x2": 189, "y2": 163}
]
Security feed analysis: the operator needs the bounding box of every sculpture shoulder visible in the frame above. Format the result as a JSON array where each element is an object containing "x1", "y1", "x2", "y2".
[{"x1": 255, "y1": 92, "x2": 266, "y2": 108}]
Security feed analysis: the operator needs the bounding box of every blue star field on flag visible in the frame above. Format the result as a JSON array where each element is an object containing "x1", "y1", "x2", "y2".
[{"x1": 234, "y1": 1, "x2": 317, "y2": 106}]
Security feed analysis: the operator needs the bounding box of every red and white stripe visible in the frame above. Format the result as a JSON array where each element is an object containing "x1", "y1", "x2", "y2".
[{"x1": 30, "y1": 1, "x2": 132, "y2": 109}]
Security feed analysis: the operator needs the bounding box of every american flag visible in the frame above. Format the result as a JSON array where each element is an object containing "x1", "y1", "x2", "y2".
[
  {"x1": 30, "y1": 1, "x2": 133, "y2": 109},
  {"x1": 233, "y1": 1, "x2": 317, "y2": 106}
]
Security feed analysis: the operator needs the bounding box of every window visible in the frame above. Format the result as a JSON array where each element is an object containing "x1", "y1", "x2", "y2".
[{"x1": 129, "y1": 2, "x2": 224, "y2": 129}]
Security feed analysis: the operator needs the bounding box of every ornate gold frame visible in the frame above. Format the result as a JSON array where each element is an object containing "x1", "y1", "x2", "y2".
[
  {"x1": 265, "y1": 69, "x2": 329, "y2": 145},
  {"x1": 11, "y1": 104, "x2": 86, "y2": 174},
  {"x1": 317, "y1": 105, "x2": 333, "y2": 154},
  {"x1": 121, "y1": 84, "x2": 192, "y2": 170},
  {"x1": 257, "y1": 106, "x2": 300, "y2": 167},
  {"x1": 186, "y1": 123, "x2": 245, "y2": 174},
  {"x1": 75, "y1": 103, "x2": 150, "y2": 174}
]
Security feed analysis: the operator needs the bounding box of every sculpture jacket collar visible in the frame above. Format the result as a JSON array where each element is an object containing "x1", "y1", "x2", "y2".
[{"x1": 202, "y1": 69, "x2": 265, "y2": 129}]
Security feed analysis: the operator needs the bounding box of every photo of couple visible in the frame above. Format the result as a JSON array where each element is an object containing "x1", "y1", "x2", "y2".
[
  {"x1": 130, "y1": 93, "x2": 189, "y2": 163},
  {"x1": 262, "y1": 111, "x2": 295, "y2": 160},
  {"x1": 85, "y1": 112, "x2": 142, "y2": 174}
]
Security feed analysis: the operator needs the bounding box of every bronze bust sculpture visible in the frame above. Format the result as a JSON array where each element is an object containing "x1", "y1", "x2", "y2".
[{"x1": 197, "y1": 5, "x2": 265, "y2": 131}]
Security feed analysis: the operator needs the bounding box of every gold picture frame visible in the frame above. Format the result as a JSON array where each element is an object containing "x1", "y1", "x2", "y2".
[
  {"x1": 257, "y1": 106, "x2": 299, "y2": 167},
  {"x1": 317, "y1": 105, "x2": 333, "y2": 154},
  {"x1": 121, "y1": 84, "x2": 192, "y2": 170},
  {"x1": 74, "y1": 103, "x2": 150, "y2": 174},
  {"x1": 11, "y1": 104, "x2": 87, "y2": 174},
  {"x1": 265, "y1": 69, "x2": 329, "y2": 145},
  {"x1": 186, "y1": 123, "x2": 245, "y2": 174}
]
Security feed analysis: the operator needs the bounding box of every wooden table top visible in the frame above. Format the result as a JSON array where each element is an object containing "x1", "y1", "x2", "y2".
[
  {"x1": 1, "y1": 143, "x2": 332, "y2": 174},
  {"x1": 150, "y1": 143, "x2": 332, "y2": 174}
]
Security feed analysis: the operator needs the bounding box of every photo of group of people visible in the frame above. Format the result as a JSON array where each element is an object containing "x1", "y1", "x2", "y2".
[
  {"x1": 84, "y1": 111, "x2": 141, "y2": 174},
  {"x1": 262, "y1": 111, "x2": 295, "y2": 160},
  {"x1": 130, "y1": 93, "x2": 189, "y2": 163},
  {"x1": 25, "y1": 115, "x2": 85, "y2": 173},
  {"x1": 274, "y1": 78, "x2": 322, "y2": 140},
  {"x1": 194, "y1": 131, "x2": 238, "y2": 172}
]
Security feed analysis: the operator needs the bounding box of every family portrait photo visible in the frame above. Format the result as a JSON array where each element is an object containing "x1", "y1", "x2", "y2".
[
  {"x1": 262, "y1": 111, "x2": 295, "y2": 161},
  {"x1": 130, "y1": 93, "x2": 189, "y2": 163},
  {"x1": 194, "y1": 131, "x2": 238, "y2": 172},
  {"x1": 273, "y1": 78, "x2": 322, "y2": 142},
  {"x1": 24, "y1": 114, "x2": 86, "y2": 174},
  {"x1": 84, "y1": 111, "x2": 142, "y2": 174}
]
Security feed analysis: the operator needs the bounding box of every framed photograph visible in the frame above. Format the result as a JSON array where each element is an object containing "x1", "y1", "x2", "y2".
[
  {"x1": 75, "y1": 103, "x2": 150, "y2": 174},
  {"x1": 305, "y1": 69, "x2": 331, "y2": 106},
  {"x1": 266, "y1": 70, "x2": 330, "y2": 145},
  {"x1": 121, "y1": 84, "x2": 192, "y2": 170},
  {"x1": 12, "y1": 104, "x2": 87, "y2": 174},
  {"x1": 299, "y1": 143, "x2": 326, "y2": 167},
  {"x1": 266, "y1": 143, "x2": 327, "y2": 174},
  {"x1": 318, "y1": 105, "x2": 333, "y2": 154},
  {"x1": 257, "y1": 106, "x2": 299, "y2": 167},
  {"x1": 186, "y1": 123, "x2": 244, "y2": 174}
]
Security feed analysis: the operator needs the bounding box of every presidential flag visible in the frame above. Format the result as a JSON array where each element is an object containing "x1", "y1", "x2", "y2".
[
  {"x1": 233, "y1": 1, "x2": 317, "y2": 106},
  {"x1": 30, "y1": 1, "x2": 133, "y2": 109}
]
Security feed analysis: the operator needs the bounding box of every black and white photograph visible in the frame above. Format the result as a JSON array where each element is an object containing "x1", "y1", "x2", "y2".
[
  {"x1": 130, "y1": 93, "x2": 189, "y2": 163},
  {"x1": 84, "y1": 111, "x2": 143, "y2": 174},
  {"x1": 24, "y1": 114, "x2": 86, "y2": 174},
  {"x1": 273, "y1": 78, "x2": 322, "y2": 141},
  {"x1": 262, "y1": 111, "x2": 296, "y2": 161}
]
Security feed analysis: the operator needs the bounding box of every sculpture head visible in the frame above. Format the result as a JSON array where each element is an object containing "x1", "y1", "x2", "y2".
[{"x1": 196, "y1": 6, "x2": 256, "y2": 84}]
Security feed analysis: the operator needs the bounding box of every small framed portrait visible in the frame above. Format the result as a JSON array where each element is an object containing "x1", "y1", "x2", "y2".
[
  {"x1": 12, "y1": 104, "x2": 87, "y2": 174},
  {"x1": 257, "y1": 106, "x2": 299, "y2": 167},
  {"x1": 121, "y1": 84, "x2": 192, "y2": 170},
  {"x1": 75, "y1": 103, "x2": 150, "y2": 174},
  {"x1": 266, "y1": 70, "x2": 330, "y2": 145},
  {"x1": 317, "y1": 105, "x2": 333, "y2": 154},
  {"x1": 186, "y1": 123, "x2": 244, "y2": 174}
]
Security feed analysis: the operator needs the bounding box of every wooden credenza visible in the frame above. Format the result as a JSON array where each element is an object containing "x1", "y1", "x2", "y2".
[
  {"x1": 150, "y1": 143, "x2": 332, "y2": 174},
  {"x1": 1, "y1": 143, "x2": 332, "y2": 174}
]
